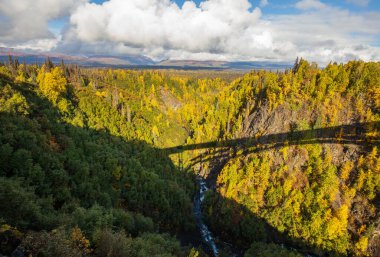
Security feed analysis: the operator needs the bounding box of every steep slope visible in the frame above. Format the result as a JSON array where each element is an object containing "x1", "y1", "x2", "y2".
[
  {"x1": 0, "y1": 65, "x2": 199, "y2": 256},
  {"x1": 199, "y1": 60, "x2": 380, "y2": 256}
]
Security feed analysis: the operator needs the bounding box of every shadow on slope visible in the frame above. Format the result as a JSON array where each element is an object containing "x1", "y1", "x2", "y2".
[{"x1": 0, "y1": 78, "x2": 202, "y2": 255}]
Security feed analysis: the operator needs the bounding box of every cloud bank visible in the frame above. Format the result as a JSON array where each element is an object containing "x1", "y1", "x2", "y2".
[
  {"x1": 67, "y1": 0, "x2": 262, "y2": 60},
  {"x1": 0, "y1": 0, "x2": 379, "y2": 64},
  {"x1": 0, "y1": 0, "x2": 84, "y2": 42}
]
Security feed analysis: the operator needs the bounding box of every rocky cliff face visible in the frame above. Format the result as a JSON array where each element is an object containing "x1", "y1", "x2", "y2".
[{"x1": 238, "y1": 99, "x2": 363, "y2": 170}]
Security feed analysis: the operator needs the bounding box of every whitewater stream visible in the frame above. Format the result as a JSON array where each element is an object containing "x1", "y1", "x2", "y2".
[
  {"x1": 194, "y1": 175, "x2": 219, "y2": 257},
  {"x1": 192, "y1": 175, "x2": 310, "y2": 257}
]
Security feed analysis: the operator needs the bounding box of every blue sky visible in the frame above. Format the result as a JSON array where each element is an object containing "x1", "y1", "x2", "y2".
[
  {"x1": 90, "y1": 0, "x2": 380, "y2": 14},
  {"x1": 1, "y1": 0, "x2": 379, "y2": 64},
  {"x1": 48, "y1": 0, "x2": 380, "y2": 41}
]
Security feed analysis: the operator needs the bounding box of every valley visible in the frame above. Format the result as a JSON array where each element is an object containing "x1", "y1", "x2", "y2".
[{"x1": 0, "y1": 58, "x2": 379, "y2": 257}]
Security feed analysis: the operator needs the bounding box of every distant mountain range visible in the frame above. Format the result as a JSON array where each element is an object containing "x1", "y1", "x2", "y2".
[
  {"x1": 157, "y1": 59, "x2": 292, "y2": 70},
  {"x1": 0, "y1": 48, "x2": 292, "y2": 70}
]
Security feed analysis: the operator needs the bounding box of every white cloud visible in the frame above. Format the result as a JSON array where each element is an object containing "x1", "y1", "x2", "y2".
[
  {"x1": 260, "y1": 0, "x2": 268, "y2": 7},
  {"x1": 0, "y1": 38, "x2": 60, "y2": 52},
  {"x1": 67, "y1": 0, "x2": 262, "y2": 55},
  {"x1": 346, "y1": 0, "x2": 370, "y2": 7},
  {"x1": 267, "y1": 6, "x2": 380, "y2": 64},
  {"x1": 295, "y1": 0, "x2": 327, "y2": 10},
  {"x1": 0, "y1": 0, "x2": 85, "y2": 42},
  {"x1": 62, "y1": 0, "x2": 379, "y2": 64}
]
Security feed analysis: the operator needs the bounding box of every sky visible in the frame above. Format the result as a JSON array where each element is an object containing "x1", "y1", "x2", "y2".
[{"x1": 0, "y1": 0, "x2": 379, "y2": 64}]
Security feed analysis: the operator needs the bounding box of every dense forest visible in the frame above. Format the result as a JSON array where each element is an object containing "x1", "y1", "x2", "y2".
[{"x1": 0, "y1": 57, "x2": 379, "y2": 257}]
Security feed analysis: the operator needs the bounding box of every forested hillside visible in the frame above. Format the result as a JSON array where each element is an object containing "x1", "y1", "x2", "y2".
[
  {"x1": 0, "y1": 59, "x2": 201, "y2": 257},
  {"x1": 0, "y1": 58, "x2": 379, "y2": 257},
  {"x1": 200, "y1": 60, "x2": 380, "y2": 256}
]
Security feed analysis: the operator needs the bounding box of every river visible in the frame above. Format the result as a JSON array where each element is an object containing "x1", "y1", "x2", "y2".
[{"x1": 194, "y1": 175, "x2": 219, "y2": 257}]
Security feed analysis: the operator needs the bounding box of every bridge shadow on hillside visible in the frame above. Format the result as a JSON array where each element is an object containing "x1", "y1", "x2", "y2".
[{"x1": 164, "y1": 121, "x2": 380, "y2": 168}]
